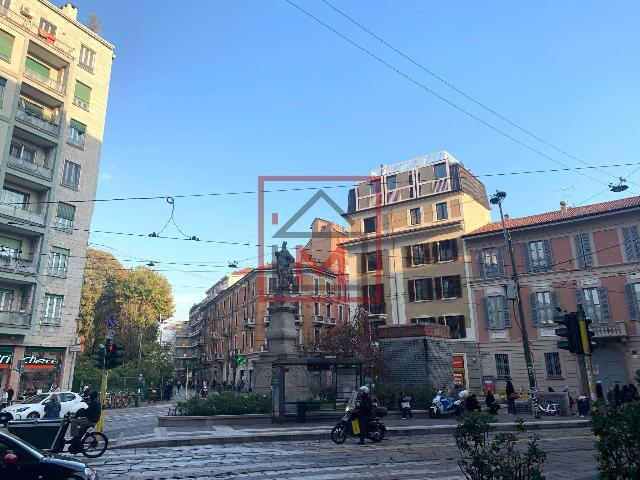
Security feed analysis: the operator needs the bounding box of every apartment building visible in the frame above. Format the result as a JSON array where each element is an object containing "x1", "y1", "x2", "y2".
[
  {"x1": 464, "y1": 197, "x2": 640, "y2": 394},
  {"x1": 0, "y1": 1, "x2": 113, "y2": 394},
  {"x1": 342, "y1": 152, "x2": 490, "y2": 389}
]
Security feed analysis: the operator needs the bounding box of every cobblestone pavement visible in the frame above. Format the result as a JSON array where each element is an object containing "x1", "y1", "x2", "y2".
[{"x1": 81, "y1": 429, "x2": 598, "y2": 479}]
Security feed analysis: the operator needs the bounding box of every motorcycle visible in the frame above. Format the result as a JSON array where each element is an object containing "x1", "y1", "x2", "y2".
[
  {"x1": 428, "y1": 390, "x2": 466, "y2": 419},
  {"x1": 330, "y1": 390, "x2": 387, "y2": 444}
]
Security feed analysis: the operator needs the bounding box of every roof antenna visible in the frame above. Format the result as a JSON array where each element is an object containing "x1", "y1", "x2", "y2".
[{"x1": 609, "y1": 177, "x2": 628, "y2": 193}]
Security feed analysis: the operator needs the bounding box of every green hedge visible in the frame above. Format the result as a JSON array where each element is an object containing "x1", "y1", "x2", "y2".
[{"x1": 175, "y1": 391, "x2": 271, "y2": 416}]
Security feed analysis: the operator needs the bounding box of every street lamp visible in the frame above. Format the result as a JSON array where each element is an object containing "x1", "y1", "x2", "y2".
[{"x1": 490, "y1": 190, "x2": 540, "y2": 419}]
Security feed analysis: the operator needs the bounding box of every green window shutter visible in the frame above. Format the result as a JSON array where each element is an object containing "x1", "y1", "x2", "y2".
[
  {"x1": 74, "y1": 81, "x2": 91, "y2": 103},
  {"x1": 0, "y1": 77, "x2": 6, "y2": 87},
  {"x1": 25, "y1": 56, "x2": 50, "y2": 78},
  {"x1": 0, "y1": 30, "x2": 14, "y2": 61},
  {"x1": 0, "y1": 236, "x2": 22, "y2": 251},
  {"x1": 51, "y1": 246, "x2": 70, "y2": 256},
  {"x1": 56, "y1": 202, "x2": 75, "y2": 221},
  {"x1": 70, "y1": 119, "x2": 86, "y2": 133}
]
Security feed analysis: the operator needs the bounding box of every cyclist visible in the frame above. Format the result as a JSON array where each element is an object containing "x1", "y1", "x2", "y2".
[{"x1": 70, "y1": 391, "x2": 101, "y2": 443}]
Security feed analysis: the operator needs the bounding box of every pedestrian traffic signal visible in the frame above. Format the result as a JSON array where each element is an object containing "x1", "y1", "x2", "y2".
[
  {"x1": 555, "y1": 312, "x2": 581, "y2": 353},
  {"x1": 109, "y1": 344, "x2": 124, "y2": 368}
]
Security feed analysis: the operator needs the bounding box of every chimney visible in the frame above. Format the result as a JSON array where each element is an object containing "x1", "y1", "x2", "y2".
[
  {"x1": 560, "y1": 201, "x2": 567, "y2": 212},
  {"x1": 61, "y1": 3, "x2": 78, "y2": 21}
]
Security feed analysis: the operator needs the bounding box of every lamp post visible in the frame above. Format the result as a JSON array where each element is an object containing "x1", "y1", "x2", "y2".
[{"x1": 489, "y1": 190, "x2": 540, "y2": 419}]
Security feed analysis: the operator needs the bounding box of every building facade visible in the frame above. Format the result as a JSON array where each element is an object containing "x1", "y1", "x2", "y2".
[
  {"x1": 465, "y1": 197, "x2": 640, "y2": 395},
  {"x1": 0, "y1": 1, "x2": 113, "y2": 394},
  {"x1": 342, "y1": 152, "x2": 490, "y2": 389}
]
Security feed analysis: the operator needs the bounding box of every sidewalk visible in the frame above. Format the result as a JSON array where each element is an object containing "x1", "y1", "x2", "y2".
[{"x1": 109, "y1": 414, "x2": 591, "y2": 450}]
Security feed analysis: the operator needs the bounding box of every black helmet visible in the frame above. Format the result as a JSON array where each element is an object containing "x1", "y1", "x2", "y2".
[{"x1": 89, "y1": 391, "x2": 99, "y2": 400}]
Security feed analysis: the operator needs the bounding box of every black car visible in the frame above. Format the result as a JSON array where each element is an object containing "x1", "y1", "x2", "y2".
[{"x1": 0, "y1": 429, "x2": 98, "y2": 480}]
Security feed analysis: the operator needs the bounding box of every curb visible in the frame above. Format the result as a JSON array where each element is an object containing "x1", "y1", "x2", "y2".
[{"x1": 111, "y1": 419, "x2": 591, "y2": 450}]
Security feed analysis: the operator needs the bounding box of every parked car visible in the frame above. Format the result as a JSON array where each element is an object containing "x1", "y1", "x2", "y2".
[
  {"x1": 0, "y1": 392, "x2": 87, "y2": 423},
  {"x1": 0, "y1": 429, "x2": 98, "y2": 480}
]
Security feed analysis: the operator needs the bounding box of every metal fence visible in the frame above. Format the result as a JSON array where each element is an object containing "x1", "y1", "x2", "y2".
[{"x1": 72, "y1": 376, "x2": 171, "y2": 395}]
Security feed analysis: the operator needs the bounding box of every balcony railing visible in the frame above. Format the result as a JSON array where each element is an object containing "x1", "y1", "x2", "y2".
[
  {"x1": 16, "y1": 107, "x2": 60, "y2": 136},
  {"x1": 24, "y1": 65, "x2": 64, "y2": 94},
  {"x1": 7, "y1": 154, "x2": 53, "y2": 179},
  {"x1": 0, "y1": 203, "x2": 46, "y2": 225},
  {"x1": 0, "y1": 310, "x2": 31, "y2": 328},
  {"x1": 593, "y1": 321, "x2": 628, "y2": 338},
  {"x1": 244, "y1": 317, "x2": 255, "y2": 327},
  {"x1": 73, "y1": 96, "x2": 89, "y2": 111},
  {"x1": 0, "y1": 6, "x2": 75, "y2": 59},
  {"x1": 294, "y1": 314, "x2": 302, "y2": 325},
  {"x1": 0, "y1": 254, "x2": 37, "y2": 275}
]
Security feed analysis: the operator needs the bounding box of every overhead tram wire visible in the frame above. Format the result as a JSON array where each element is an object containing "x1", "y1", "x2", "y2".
[
  {"x1": 318, "y1": 0, "x2": 625, "y2": 185},
  {"x1": 282, "y1": 0, "x2": 612, "y2": 188}
]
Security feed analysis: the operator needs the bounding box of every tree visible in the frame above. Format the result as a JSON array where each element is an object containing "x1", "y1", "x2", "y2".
[
  {"x1": 87, "y1": 13, "x2": 101, "y2": 34},
  {"x1": 319, "y1": 305, "x2": 385, "y2": 378}
]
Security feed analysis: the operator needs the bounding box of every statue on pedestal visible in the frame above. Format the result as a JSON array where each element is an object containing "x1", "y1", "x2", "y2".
[{"x1": 274, "y1": 241, "x2": 295, "y2": 293}]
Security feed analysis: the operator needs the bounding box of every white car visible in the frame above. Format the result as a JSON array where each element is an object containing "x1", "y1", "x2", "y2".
[{"x1": 1, "y1": 391, "x2": 88, "y2": 421}]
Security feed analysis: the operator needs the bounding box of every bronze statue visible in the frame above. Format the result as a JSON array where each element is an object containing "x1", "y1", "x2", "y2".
[{"x1": 274, "y1": 241, "x2": 295, "y2": 291}]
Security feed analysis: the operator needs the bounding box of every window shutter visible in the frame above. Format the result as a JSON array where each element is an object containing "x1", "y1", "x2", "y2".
[
  {"x1": 0, "y1": 77, "x2": 6, "y2": 87},
  {"x1": 496, "y1": 247, "x2": 505, "y2": 276},
  {"x1": 404, "y1": 246, "x2": 412, "y2": 267},
  {"x1": 575, "y1": 288, "x2": 584, "y2": 310},
  {"x1": 51, "y1": 246, "x2": 69, "y2": 255},
  {"x1": 25, "y1": 56, "x2": 50, "y2": 78},
  {"x1": 361, "y1": 285, "x2": 368, "y2": 303},
  {"x1": 550, "y1": 291, "x2": 560, "y2": 312},
  {"x1": 360, "y1": 253, "x2": 366, "y2": 273},
  {"x1": 543, "y1": 239, "x2": 554, "y2": 271},
  {"x1": 56, "y1": 202, "x2": 75, "y2": 221},
  {"x1": 408, "y1": 280, "x2": 415, "y2": 302},
  {"x1": 434, "y1": 277, "x2": 442, "y2": 300},
  {"x1": 502, "y1": 296, "x2": 512, "y2": 327},
  {"x1": 451, "y1": 239, "x2": 459, "y2": 261},
  {"x1": 70, "y1": 119, "x2": 86, "y2": 133},
  {"x1": 426, "y1": 278, "x2": 434, "y2": 301},
  {"x1": 622, "y1": 226, "x2": 640, "y2": 261},
  {"x1": 0, "y1": 236, "x2": 22, "y2": 251},
  {"x1": 482, "y1": 298, "x2": 491, "y2": 329},
  {"x1": 0, "y1": 30, "x2": 14, "y2": 61},
  {"x1": 74, "y1": 81, "x2": 91, "y2": 103},
  {"x1": 423, "y1": 243, "x2": 432, "y2": 263},
  {"x1": 575, "y1": 234, "x2": 586, "y2": 268},
  {"x1": 521, "y1": 243, "x2": 532, "y2": 273},
  {"x1": 431, "y1": 243, "x2": 439, "y2": 263},
  {"x1": 625, "y1": 284, "x2": 638, "y2": 321},
  {"x1": 457, "y1": 315, "x2": 466, "y2": 338},
  {"x1": 477, "y1": 250, "x2": 485, "y2": 278},
  {"x1": 529, "y1": 292, "x2": 538, "y2": 326},
  {"x1": 581, "y1": 233, "x2": 594, "y2": 267},
  {"x1": 598, "y1": 287, "x2": 611, "y2": 323},
  {"x1": 454, "y1": 275, "x2": 462, "y2": 298}
]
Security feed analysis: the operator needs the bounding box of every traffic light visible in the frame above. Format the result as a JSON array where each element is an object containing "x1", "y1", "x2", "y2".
[
  {"x1": 579, "y1": 315, "x2": 597, "y2": 354},
  {"x1": 109, "y1": 344, "x2": 124, "y2": 368},
  {"x1": 94, "y1": 345, "x2": 106, "y2": 369},
  {"x1": 236, "y1": 355, "x2": 246, "y2": 366},
  {"x1": 555, "y1": 312, "x2": 581, "y2": 353}
]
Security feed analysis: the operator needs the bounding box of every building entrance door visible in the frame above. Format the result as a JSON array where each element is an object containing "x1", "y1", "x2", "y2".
[{"x1": 592, "y1": 344, "x2": 626, "y2": 392}]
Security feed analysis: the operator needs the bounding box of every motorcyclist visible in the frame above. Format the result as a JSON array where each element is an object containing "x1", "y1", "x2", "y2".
[{"x1": 354, "y1": 386, "x2": 373, "y2": 445}]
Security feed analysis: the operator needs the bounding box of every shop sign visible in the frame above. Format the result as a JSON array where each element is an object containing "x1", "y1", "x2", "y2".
[
  {"x1": 0, "y1": 353, "x2": 12, "y2": 369},
  {"x1": 23, "y1": 354, "x2": 58, "y2": 369}
]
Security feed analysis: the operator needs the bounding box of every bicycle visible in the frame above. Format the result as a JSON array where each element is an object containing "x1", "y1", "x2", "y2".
[{"x1": 49, "y1": 413, "x2": 109, "y2": 458}]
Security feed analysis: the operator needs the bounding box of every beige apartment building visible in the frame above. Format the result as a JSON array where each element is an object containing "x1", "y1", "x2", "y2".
[
  {"x1": 0, "y1": 1, "x2": 113, "y2": 395},
  {"x1": 342, "y1": 152, "x2": 490, "y2": 389}
]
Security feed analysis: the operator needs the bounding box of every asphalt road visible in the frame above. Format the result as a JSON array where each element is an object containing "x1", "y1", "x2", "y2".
[{"x1": 82, "y1": 429, "x2": 599, "y2": 479}]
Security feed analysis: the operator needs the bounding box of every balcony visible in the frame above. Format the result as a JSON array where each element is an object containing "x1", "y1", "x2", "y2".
[
  {"x1": 73, "y1": 96, "x2": 89, "y2": 111},
  {"x1": 0, "y1": 203, "x2": 45, "y2": 226},
  {"x1": 313, "y1": 315, "x2": 336, "y2": 326},
  {"x1": 7, "y1": 154, "x2": 53, "y2": 180},
  {"x1": 244, "y1": 317, "x2": 255, "y2": 328},
  {"x1": 0, "y1": 254, "x2": 37, "y2": 275},
  {"x1": 294, "y1": 314, "x2": 303, "y2": 326},
  {"x1": 16, "y1": 106, "x2": 60, "y2": 137},
  {"x1": 0, "y1": 6, "x2": 75, "y2": 59},
  {"x1": 24, "y1": 65, "x2": 64, "y2": 95},
  {"x1": 0, "y1": 310, "x2": 31, "y2": 328},
  {"x1": 593, "y1": 321, "x2": 628, "y2": 339}
]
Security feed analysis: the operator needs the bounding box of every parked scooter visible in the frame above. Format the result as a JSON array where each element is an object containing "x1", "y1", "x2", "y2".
[
  {"x1": 428, "y1": 390, "x2": 466, "y2": 419},
  {"x1": 538, "y1": 401, "x2": 561, "y2": 416}
]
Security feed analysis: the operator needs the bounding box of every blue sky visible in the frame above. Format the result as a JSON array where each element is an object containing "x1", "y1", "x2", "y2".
[{"x1": 76, "y1": 1, "x2": 640, "y2": 321}]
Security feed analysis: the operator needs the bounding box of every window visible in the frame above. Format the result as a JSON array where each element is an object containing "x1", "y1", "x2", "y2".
[
  {"x1": 495, "y1": 354, "x2": 510, "y2": 378},
  {"x1": 408, "y1": 278, "x2": 433, "y2": 302},
  {"x1": 49, "y1": 247, "x2": 69, "y2": 277},
  {"x1": 67, "y1": 119, "x2": 86, "y2": 148},
  {"x1": 313, "y1": 278, "x2": 319, "y2": 294},
  {"x1": 436, "y1": 202, "x2": 448, "y2": 220},
  {"x1": 363, "y1": 284, "x2": 385, "y2": 314},
  {"x1": 622, "y1": 225, "x2": 640, "y2": 262},
  {"x1": 338, "y1": 305, "x2": 343, "y2": 321},
  {"x1": 61, "y1": 160, "x2": 81, "y2": 189},
  {"x1": 79, "y1": 44, "x2": 96, "y2": 72},
  {"x1": 409, "y1": 207, "x2": 421, "y2": 225},
  {"x1": 483, "y1": 296, "x2": 511, "y2": 329},
  {"x1": 363, "y1": 217, "x2": 376, "y2": 234},
  {"x1": 18, "y1": 97, "x2": 44, "y2": 117},
  {"x1": 478, "y1": 247, "x2": 504, "y2": 278},
  {"x1": 523, "y1": 239, "x2": 553, "y2": 272},
  {"x1": 387, "y1": 175, "x2": 397, "y2": 190},
  {"x1": 434, "y1": 163, "x2": 447, "y2": 180},
  {"x1": 337, "y1": 284, "x2": 342, "y2": 299},
  {"x1": 574, "y1": 233, "x2": 594, "y2": 268},
  {"x1": 0, "y1": 76, "x2": 6, "y2": 105},
  {"x1": 0, "y1": 29, "x2": 14, "y2": 63},
  {"x1": 529, "y1": 241, "x2": 546, "y2": 270},
  {"x1": 326, "y1": 303, "x2": 331, "y2": 318},
  {"x1": 580, "y1": 287, "x2": 611, "y2": 324},
  {"x1": 314, "y1": 328, "x2": 320, "y2": 345},
  {"x1": 325, "y1": 281, "x2": 331, "y2": 294},
  {"x1": 54, "y1": 202, "x2": 75, "y2": 232},
  {"x1": 364, "y1": 251, "x2": 378, "y2": 272},
  {"x1": 268, "y1": 277, "x2": 276, "y2": 293},
  {"x1": 531, "y1": 291, "x2": 555, "y2": 326},
  {"x1": 1, "y1": 187, "x2": 29, "y2": 209},
  {"x1": 438, "y1": 239, "x2": 457, "y2": 262},
  {"x1": 39, "y1": 18, "x2": 57, "y2": 37},
  {"x1": 250, "y1": 331, "x2": 254, "y2": 348},
  {"x1": 625, "y1": 283, "x2": 640, "y2": 320},
  {"x1": 444, "y1": 315, "x2": 466, "y2": 339},
  {"x1": 42, "y1": 294, "x2": 63, "y2": 324},
  {"x1": 25, "y1": 56, "x2": 50, "y2": 82},
  {"x1": 369, "y1": 180, "x2": 379, "y2": 195},
  {"x1": 0, "y1": 288, "x2": 13, "y2": 311},
  {"x1": 314, "y1": 302, "x2": 319, "y2": 316},
  {"x1": 440, "y1": 275, "x2": 462, "y2": 299},
  {"x1": 9, "y1": 142, "x2": 36, "y2": 163},
  {"x1": 73, "y1": 81, "x2": 91, "y2": 110},
  {"x1": 544, "y1": 352, "x2": 562, "y2": 378}
]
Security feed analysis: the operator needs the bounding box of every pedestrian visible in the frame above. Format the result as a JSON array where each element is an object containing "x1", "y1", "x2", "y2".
[
  {"x1": 622, "y1": 385, "x2": 630, "y2": 405},
  {"x1": 614, "y1": 384, "x2": 623, "y2": 407},
  {"x1": 399, "y1": 392, "x2": 413, "y2": 420},
  {"x1": 148, "y1": 383, "x2": 157, "y2": 405},
  {"x1": 566, "y1": 389, "x2": 575, "y2": 415},
  {"x1": 164, "y1": 381, "x2": 172, "y2": 401},
  {"x1": 176, "y1": 380, "x2": 182, "y2": 398},
  {"x1": 355, "y1": 386, "x2": 373, "y2": 446},
  {"x1": 607, "y1": 386, "x2": 616, "y2": 406},
  {"x1": 43, "y1": 393, "x2": 61, "y2": 419},
  {"x1": 7, "y1": 386, "x2": 14, "y2": 405},
  {"x1": 137, "y1": 374, "x2": 145, "y2": 402},
  {"x1": 486, "y1": 389, "x2": 500, "y2": 414},
  {"x1": 505, "y1": 377, "x2": 516, "y2": 414},
  {"x1": 466, "y1": 393, "x2": 481, "y2": 412},
  {"x1": 628, "y1": 383, "x2": 639, "y2": 402},
  {"x1": 596, "y1": 381, "x2": 604, "y2": 402}
]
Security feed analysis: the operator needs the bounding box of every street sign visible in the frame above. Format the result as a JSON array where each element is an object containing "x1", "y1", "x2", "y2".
[
  {"x1": 106, "y1": 314, "x2": 117, "y2": 330},
  {"x1": 106, "y1": 330, "x2": 114, "y2": 340},
  {"x1": 69, "y1": 344, "x2": 82, "y2": 352}
]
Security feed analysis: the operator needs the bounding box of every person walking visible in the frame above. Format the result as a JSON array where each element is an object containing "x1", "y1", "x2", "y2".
[
  {"x1": 148, "y1": 383, "x2": 157, "y2": 405},
  {"x1": 505, "y1": 377, "x2": 516, "y2": 414},
  {"x1": 137, "y1": 374, "x2": 146, "y2": 402},
  {"x1": 176, "y1": 380, "x2": 182, "y2": 398},
  {"x1": 6, "y1": 386, "x2": 14, "y2": 406},
  {"x1": 399, "y1": 392, "x2": 413, "y2": 420},
  {"x1": 43, "y1": 393, "x2": 61, "y2": 419},
  {"x1": 596, "y1": 381, "x2": 604, "y2": 402},
  {"x1": 355, "y1": 386, "x2": 373, "y2": 446},
  {"x1": 607, "y1": 386, "x2": 616, "y2": 406},
  {"x1": 628, "y1": 383, "x2": 639, "y2": 402}
]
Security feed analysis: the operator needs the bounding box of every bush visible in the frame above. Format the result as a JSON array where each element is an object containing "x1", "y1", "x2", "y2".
[
  {"x1": 591, "y1": 401, "x2": 640, "y2": 479},
  {"x1": 175, "y1": 391, "x2": 271, "y2": 416},
  {"x1": 454, "y1": 412, "x2": 547, "y2": 480}
]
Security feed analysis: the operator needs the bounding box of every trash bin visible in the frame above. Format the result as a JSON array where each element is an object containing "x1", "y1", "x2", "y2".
[
  {"x1": 135, "y1": 394, "x2": 140, "y2": 407},
  {"x1": 296, "y1": 402, "x2": 307, "y2": 423},
  {"x1": 8, "y1": 419, "x2": 61, "y2": 449}
]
